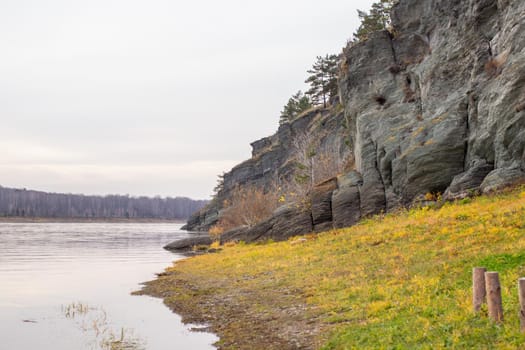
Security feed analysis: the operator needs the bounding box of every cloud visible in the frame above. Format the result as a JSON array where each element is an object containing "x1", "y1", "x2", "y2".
[{"x1": 0, "y1": 0, "x2": 373, "y2": 198}]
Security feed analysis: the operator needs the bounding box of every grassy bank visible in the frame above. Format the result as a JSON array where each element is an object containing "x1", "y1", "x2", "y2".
[{"x1": 139, "y1": 187, "x2": 525, "y2": 349}]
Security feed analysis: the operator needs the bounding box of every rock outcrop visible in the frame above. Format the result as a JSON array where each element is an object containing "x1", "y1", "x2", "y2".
[
  {"x1": 164, "y1": 236, "x2": 213, "y2": 251},
  {"x1": 183, "y1": 0, "x2": 525, "y2": 243},
  {"x1": 184, "y1": 105, "x2": 352, "y2": 232}
]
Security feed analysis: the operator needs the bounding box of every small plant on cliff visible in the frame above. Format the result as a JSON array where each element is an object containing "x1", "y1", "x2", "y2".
[
  {"x1": 280, "y1": 91, "x2": 313, "y2": 125},
  {"x1": 305, "y1": 54, "x2": 339, "y2": 108},
  {"x1": 484, "y1": 49, "x2": 510, "y2": 78},
  {"x1": 213, "y1": 172, "x2": 225, "y2": 195}
]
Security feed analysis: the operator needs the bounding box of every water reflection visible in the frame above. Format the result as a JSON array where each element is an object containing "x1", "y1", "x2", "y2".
[{"x1": 0, "y1": 222, "x2": 217, "y2": 350}]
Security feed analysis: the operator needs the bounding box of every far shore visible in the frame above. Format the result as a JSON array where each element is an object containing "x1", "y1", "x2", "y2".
[{"x1": 0, "y1": 217, "x2": 186, "y2": 224}]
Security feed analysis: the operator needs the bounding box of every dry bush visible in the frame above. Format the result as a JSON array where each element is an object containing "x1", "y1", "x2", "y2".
[
  {"x1": 215, "y1": 184, "x2": 280, "y2": 233},
  {"x1": 277, "y1": 151, "x2": 354, "y2": 209},
  {"x1": 208, "y1": 225, "x2": 224, "y2": 240},
  {"x1": 485, "y1": 49, "x2": 510, "y2": 77},
  {"x1": 313, "y1": 151, "x2": 355, "y2": 185},
  {"x1": 485, "y1": 59, "x2": 500, "y2": 77},
  {"x1": 278, "y1": 176, "x2": 311, "y2": 207},
  {"x1": 289, "y1": 129, "x2": 355, "y2": 199}
]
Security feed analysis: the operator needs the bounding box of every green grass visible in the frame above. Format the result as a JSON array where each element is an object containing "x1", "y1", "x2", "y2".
[{"x1": 151, "y1": 187, "x2": 525, "y2": 349}]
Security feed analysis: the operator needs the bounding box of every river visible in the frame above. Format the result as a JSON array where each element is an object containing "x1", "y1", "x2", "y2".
[{"x1": 0, "y1": 222, "x2": 218, "y2": 349}]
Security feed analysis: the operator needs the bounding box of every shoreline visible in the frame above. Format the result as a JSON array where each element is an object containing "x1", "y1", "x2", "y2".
[
  {"x1": 136, "y1": 255, "x2": 324, "y2": 350},
  {"x1": 0, "y1": 217, "x2": 186, "y2": 224},
  {"x1": 136, "y1": 187, "x2": 525, "y2": 349}
]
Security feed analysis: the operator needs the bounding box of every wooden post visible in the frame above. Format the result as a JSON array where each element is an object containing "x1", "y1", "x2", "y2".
[
  {"x1": 473, "y1": 267, "x2": 487, "y2": 312},
  {"x1": 485, "y1": 271, "x2": 503, "y2": 322},
  {"x1": 518, "y1": 278, "x2": 525, "y2": 332}
]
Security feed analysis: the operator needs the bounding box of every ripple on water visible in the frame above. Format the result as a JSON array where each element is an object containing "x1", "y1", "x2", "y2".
[{"x1": 0, "y1": 222, "x2": 218, "y2": 350}]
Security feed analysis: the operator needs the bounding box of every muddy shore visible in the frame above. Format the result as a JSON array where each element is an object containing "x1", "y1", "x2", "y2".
[{"x1": 135, "y1": 256, "x2": 326, "y2": 350}]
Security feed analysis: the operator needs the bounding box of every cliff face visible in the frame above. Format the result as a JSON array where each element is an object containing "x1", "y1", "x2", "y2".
[
  {"x1": 183, "y1": 105, "x2": 352, "y2": 232},
  {"x1": 185, "y1": 0, "x2": 525, "y2": 239},
  {"x1": 340, "y1": 0, "x2": 525, "y2": 214}
]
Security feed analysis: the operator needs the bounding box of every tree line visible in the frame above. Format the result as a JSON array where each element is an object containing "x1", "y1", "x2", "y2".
[{"x1": 0, "y1": 186, "x2": 208, "y2": 220}]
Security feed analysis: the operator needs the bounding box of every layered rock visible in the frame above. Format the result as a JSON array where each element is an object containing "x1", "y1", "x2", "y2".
[
  {"x1": 338, "y1": 0, "x2": 525, "y2": 209},
  {"x1": 184, "y1": 105, "x2": 351, "y2": 232},
  {"x1": 183, "y1": 0, "x2": 525, "y2": 243}
]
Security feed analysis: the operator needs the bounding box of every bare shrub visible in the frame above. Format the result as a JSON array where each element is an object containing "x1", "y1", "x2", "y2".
[
  {"x1": 485, "y1": 59, "x2": 500, "y2": 77},
  {"x1": 313, "y1": 150, "x2": 355, "y2": 185},
  {"x1": 215, "y1": 184, "x2": 280, "y2": 233},
  {"x1": 284, "y1": 129, "x2": 355, "y2": 206},
  {"x1": 278, "y1": 176, "x2": 311, "y2": 207},
  {"x1": 485, "y1": 49, "x2": 510, "y2": 77},
  {"x1": 208, "y1": 225, "x2": 224, "y2": 241}
]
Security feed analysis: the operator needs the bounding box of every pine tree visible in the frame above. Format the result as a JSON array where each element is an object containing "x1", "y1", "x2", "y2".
[
  {"x1": 305, "y1": 54, "x2": 339, "y2": 108},
  {"x1": 213, "y1": 173, "x2": 225, "y2": 195},
  {"x1": 353, "y1": 0, "x2": 395, "y2": 42},
  {"x1": 280, "y1": 91, "x2": 312, "y2": 125}
]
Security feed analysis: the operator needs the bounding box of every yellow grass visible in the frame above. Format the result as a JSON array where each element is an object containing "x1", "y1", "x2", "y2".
[{"x1": 155, "y1": 186, "x2": 525, "y2": 349}]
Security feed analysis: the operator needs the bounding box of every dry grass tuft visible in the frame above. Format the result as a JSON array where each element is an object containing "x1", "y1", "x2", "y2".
[{"x1": 485, "y1": 49, "x2": 510, "y2": 78}]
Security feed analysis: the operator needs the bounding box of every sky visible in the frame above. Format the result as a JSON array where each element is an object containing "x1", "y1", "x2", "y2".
[{"x1": 1, "y1": 0, "x2": 374, "y2": 200}]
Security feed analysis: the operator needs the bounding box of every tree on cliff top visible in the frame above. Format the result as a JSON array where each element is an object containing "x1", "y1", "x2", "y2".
[
  {"x1": 305, "y1": 54, "x2": 339, "y2": 108},
  {"x1": 280, "y1": 91, "x2": 312, "y2": 125},
  {"x1": 353, "y1": 0, "x2": 395, "y2": 42}
]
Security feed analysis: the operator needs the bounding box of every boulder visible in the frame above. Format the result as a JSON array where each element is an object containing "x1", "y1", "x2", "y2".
[
  {"x1": 310, "y1": 178, "x2": 338, "y2": 229},
  {"x1": 164, "y1": 236, "x2": 213, "y2": 251},
  {"x1": 220, "y1": 220, "x2": 274, "y2": 244},
  {"x1": 332, "y1": 186, "x2": 361, "y2": 229},
  {"x1": 267, "y1": 204, "x2": 313, "y2": 241},
  {"x1": 481, "y1": 168, "x2": 525, "y2": 193},
  {"x1": 444, "y1": 161, "x2": 494, "y2": 200}
]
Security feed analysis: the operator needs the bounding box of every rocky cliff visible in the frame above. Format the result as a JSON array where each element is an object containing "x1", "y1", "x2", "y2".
[{"x1": 183, "y1": 0, "x2": 525, "y2": 242}]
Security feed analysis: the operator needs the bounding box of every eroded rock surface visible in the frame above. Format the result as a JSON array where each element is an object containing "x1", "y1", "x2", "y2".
[{"x1": 184, "y1": 0, "x2": 525, "y2": 243}]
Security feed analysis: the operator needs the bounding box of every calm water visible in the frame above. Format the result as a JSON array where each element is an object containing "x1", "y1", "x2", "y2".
[{"x1": 0, "y1": 222, "x2": 218, "y2": 349}]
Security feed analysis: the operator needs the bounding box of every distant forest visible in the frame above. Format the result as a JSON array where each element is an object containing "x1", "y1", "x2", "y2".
[{"x1": 0, "y1": 186, "x2": 208, "y2": 220}]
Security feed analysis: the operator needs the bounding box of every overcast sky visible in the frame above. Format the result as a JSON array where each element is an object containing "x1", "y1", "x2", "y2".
[{"x1": 1, "y1": 0, "x2": 374, "y2": 199}]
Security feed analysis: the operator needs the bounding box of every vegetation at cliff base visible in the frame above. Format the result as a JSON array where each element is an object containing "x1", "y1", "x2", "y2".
[{"x1": 143, "y1": 187, "x2": 525, "y2": 349}]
